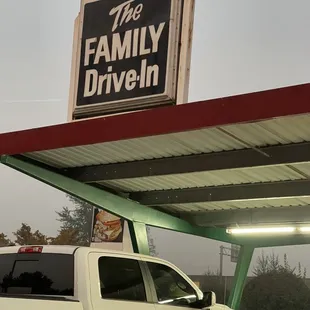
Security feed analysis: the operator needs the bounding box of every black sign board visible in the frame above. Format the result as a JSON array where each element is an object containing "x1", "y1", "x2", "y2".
[
  {"x1": 74, "y1": 0, "x2": 182, "y2": 117},
  {"x1": 231, "y1": 244, "x2": 240, "y2": 263}
]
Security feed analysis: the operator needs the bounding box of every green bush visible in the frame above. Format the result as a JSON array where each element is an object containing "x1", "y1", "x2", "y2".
[{"x1": 242, "y1": 253, "x2": 310, "y2": 310}]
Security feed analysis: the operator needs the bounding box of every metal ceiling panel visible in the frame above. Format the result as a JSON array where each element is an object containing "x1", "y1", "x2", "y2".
[
  {"x1": 222, "y1": 114, "x2": 310, "y2": 147},
  {"x1": 291, "y1": 162, "x2": 310, "y2": 177},
  {"x1": 98, "y1": 165, "x2": 306, "y2": 192},
  {"x1": 25, "y1": 114, "x2": 310, "y2": 169},
  {"x1": 25, "y1": 127, "x2": 246, "y2": 168},
  {"x1": 162, "y1": 196, "x2": 310, "y2": 213}
]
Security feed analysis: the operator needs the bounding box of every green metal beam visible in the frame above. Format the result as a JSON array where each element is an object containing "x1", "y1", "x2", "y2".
[
  {"x1": 128, "y1": 221, "x2": 150, "y2": 255},
  {"x1": 0, "y1": 155, "x2": 234, "y2": 243},
  {"x1": 228, "y1": 245, "x2": 254, "y2": 310}
]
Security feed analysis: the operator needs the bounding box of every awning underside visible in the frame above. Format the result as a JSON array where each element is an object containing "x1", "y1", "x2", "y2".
[
  {"x1": 2, "y1": 83, "x2": 310, "y2": 228},
  {"x1": 20, "y1": 113, "x2": 310, "y2": 227}
]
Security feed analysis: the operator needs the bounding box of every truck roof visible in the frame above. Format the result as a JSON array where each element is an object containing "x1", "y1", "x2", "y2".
[
  {"x1": 0, "y1": 245, "x2": 79, "y2": 255},
  {"x1": 0, "y1": 245, "x2": 168, "y2": 264}
]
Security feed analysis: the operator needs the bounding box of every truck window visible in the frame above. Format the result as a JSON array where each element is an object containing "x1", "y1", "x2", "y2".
[
  {"x1": 98, "y1": 256, "x2": 146, "y2": 302},
  {"x1": 147, "y1": 262, "x2": 197, "y2": 306},
  {"x1": 0, "y1": 253, "x2": 74, "y2": 297}
]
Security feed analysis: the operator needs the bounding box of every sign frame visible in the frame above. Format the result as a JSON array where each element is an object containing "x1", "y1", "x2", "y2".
[
  {"x1": 90, "y1": 207, "x2": 134, "y2": 252},
  {"x1": 69, "y1": 0, "x2": 185, "y2": 119},
  {"x1": 67, "y1": 14, "x2": 81, "y2": 122}
]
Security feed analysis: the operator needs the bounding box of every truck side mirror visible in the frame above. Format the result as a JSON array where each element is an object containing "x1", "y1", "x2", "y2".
[{"x1": 201, "y1": 291, "x2": 216, "y2": 308}]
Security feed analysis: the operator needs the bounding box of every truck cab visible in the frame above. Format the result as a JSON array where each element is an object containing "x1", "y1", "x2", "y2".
[{"x1": 0, "y1": 245, "x2": 232, "y2": 310}]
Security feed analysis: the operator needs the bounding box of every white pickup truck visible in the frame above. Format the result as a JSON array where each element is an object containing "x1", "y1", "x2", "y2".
[{"x1": 0, "y1": 245, "x2": 232, "y2": 310}]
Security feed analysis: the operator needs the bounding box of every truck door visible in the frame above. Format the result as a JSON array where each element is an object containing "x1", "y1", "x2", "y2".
[
  {"x1": 142, "y1": 258, "x2": 203, "y2": 310},
  {"x1": 88, "y1": 252, "x2": 156, "y2": 310}
]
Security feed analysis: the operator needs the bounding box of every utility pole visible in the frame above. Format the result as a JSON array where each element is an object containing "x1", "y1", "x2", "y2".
[
  {"x1": 219, "y1": 245, "x2": 224, "y2": 281},
  {"x1": 219, "y1": 245, "x2": 240, "y2": 302}
]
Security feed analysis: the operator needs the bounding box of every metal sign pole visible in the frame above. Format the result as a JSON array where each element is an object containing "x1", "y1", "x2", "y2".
[
  {"x1": 176, "y1": 0, "x2": 196, "y2": 104},
  {"x1": 67, "y1": 14, "x2": 80, "y2": 122},
  {"x1": 219, "y1": 245, "x2": 224, "y2": 284}
]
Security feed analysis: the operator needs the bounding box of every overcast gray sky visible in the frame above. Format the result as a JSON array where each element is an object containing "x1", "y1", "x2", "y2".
[{"x1": 1, "y1": 0, "x2": 310, "y2": 276}]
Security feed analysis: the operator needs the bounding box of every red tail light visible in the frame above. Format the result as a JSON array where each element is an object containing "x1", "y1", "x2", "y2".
[{"x1": 18, "y1": 246, "x2": 43, "y2": 254}]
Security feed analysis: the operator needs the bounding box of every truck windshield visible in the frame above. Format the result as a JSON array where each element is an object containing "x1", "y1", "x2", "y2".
[{"x1": 0, "y1": 253, "x2": 74, "y2": 297}]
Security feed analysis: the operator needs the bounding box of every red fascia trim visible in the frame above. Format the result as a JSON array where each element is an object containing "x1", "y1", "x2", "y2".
[{"x1": 1, "y1": 83, "x2": 310, "y2": 155}]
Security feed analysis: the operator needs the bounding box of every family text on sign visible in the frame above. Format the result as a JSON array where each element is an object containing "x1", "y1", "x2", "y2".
[{"x1": 84, "y1": 23, "x2": 165, "y2": 65}]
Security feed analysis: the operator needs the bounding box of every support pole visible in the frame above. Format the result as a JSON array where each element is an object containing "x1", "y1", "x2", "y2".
[
  {"x1": 227, "y1": 245, "x2": 254, "y2": 310},
  {"x1": 219, "y1": 245, "x2": 224, "y2": 283},
  {"x1": 128, "y1": 222, "x2": 150, "y2": 255},
  {"x1": 176, "y1": 0, "x2": 195, "y2": 104}
]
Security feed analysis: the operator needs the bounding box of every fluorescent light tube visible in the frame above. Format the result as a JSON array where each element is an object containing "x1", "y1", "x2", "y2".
[
  {"x1": 227, "y1": 227, "x2": 296, "y2": 235},
  {"x1": 300, "y1": 227, "x2": 310, "y2": 232}
]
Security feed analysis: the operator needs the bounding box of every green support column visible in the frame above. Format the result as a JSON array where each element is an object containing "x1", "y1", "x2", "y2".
[
  {"x1": 128, "y1": 221, "x2": 150, "y2": 255},
  {"x1": 228, "y1": 245, "x2": 254, "y2": 310}
]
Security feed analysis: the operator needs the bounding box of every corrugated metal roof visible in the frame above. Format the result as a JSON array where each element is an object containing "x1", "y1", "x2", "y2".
[
  {"x1": 98, "y1": 165, "x2": 307, "y2": 192},
  {"x1": 162, "y1": 197, "x2": 310, "y2": 213},
  {"x1": 25, "y1": 114, "x2": 310, "y2": 168},
  {"x1": 25, "y1": 127, "x2": 246, "y2": 168},
  {"x1": 292, "y1": 162, "x2": 310, "y2": 176},
  {"x1": 16, "y1": 113, "x2": 310, "y2": 221},
  {"x1": 222, "y1": 114, "x2": 310, "y2": 146}
]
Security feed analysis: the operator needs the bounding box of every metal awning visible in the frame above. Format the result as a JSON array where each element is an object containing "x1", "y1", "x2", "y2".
[{"x1": 1, "y1": 83, "x2": 310, "y2": 228}]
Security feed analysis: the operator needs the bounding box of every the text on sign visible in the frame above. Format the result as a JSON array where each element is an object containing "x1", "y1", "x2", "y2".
[{"x1": 109, "y1": 0, "x2": 143, "y2": 32}]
